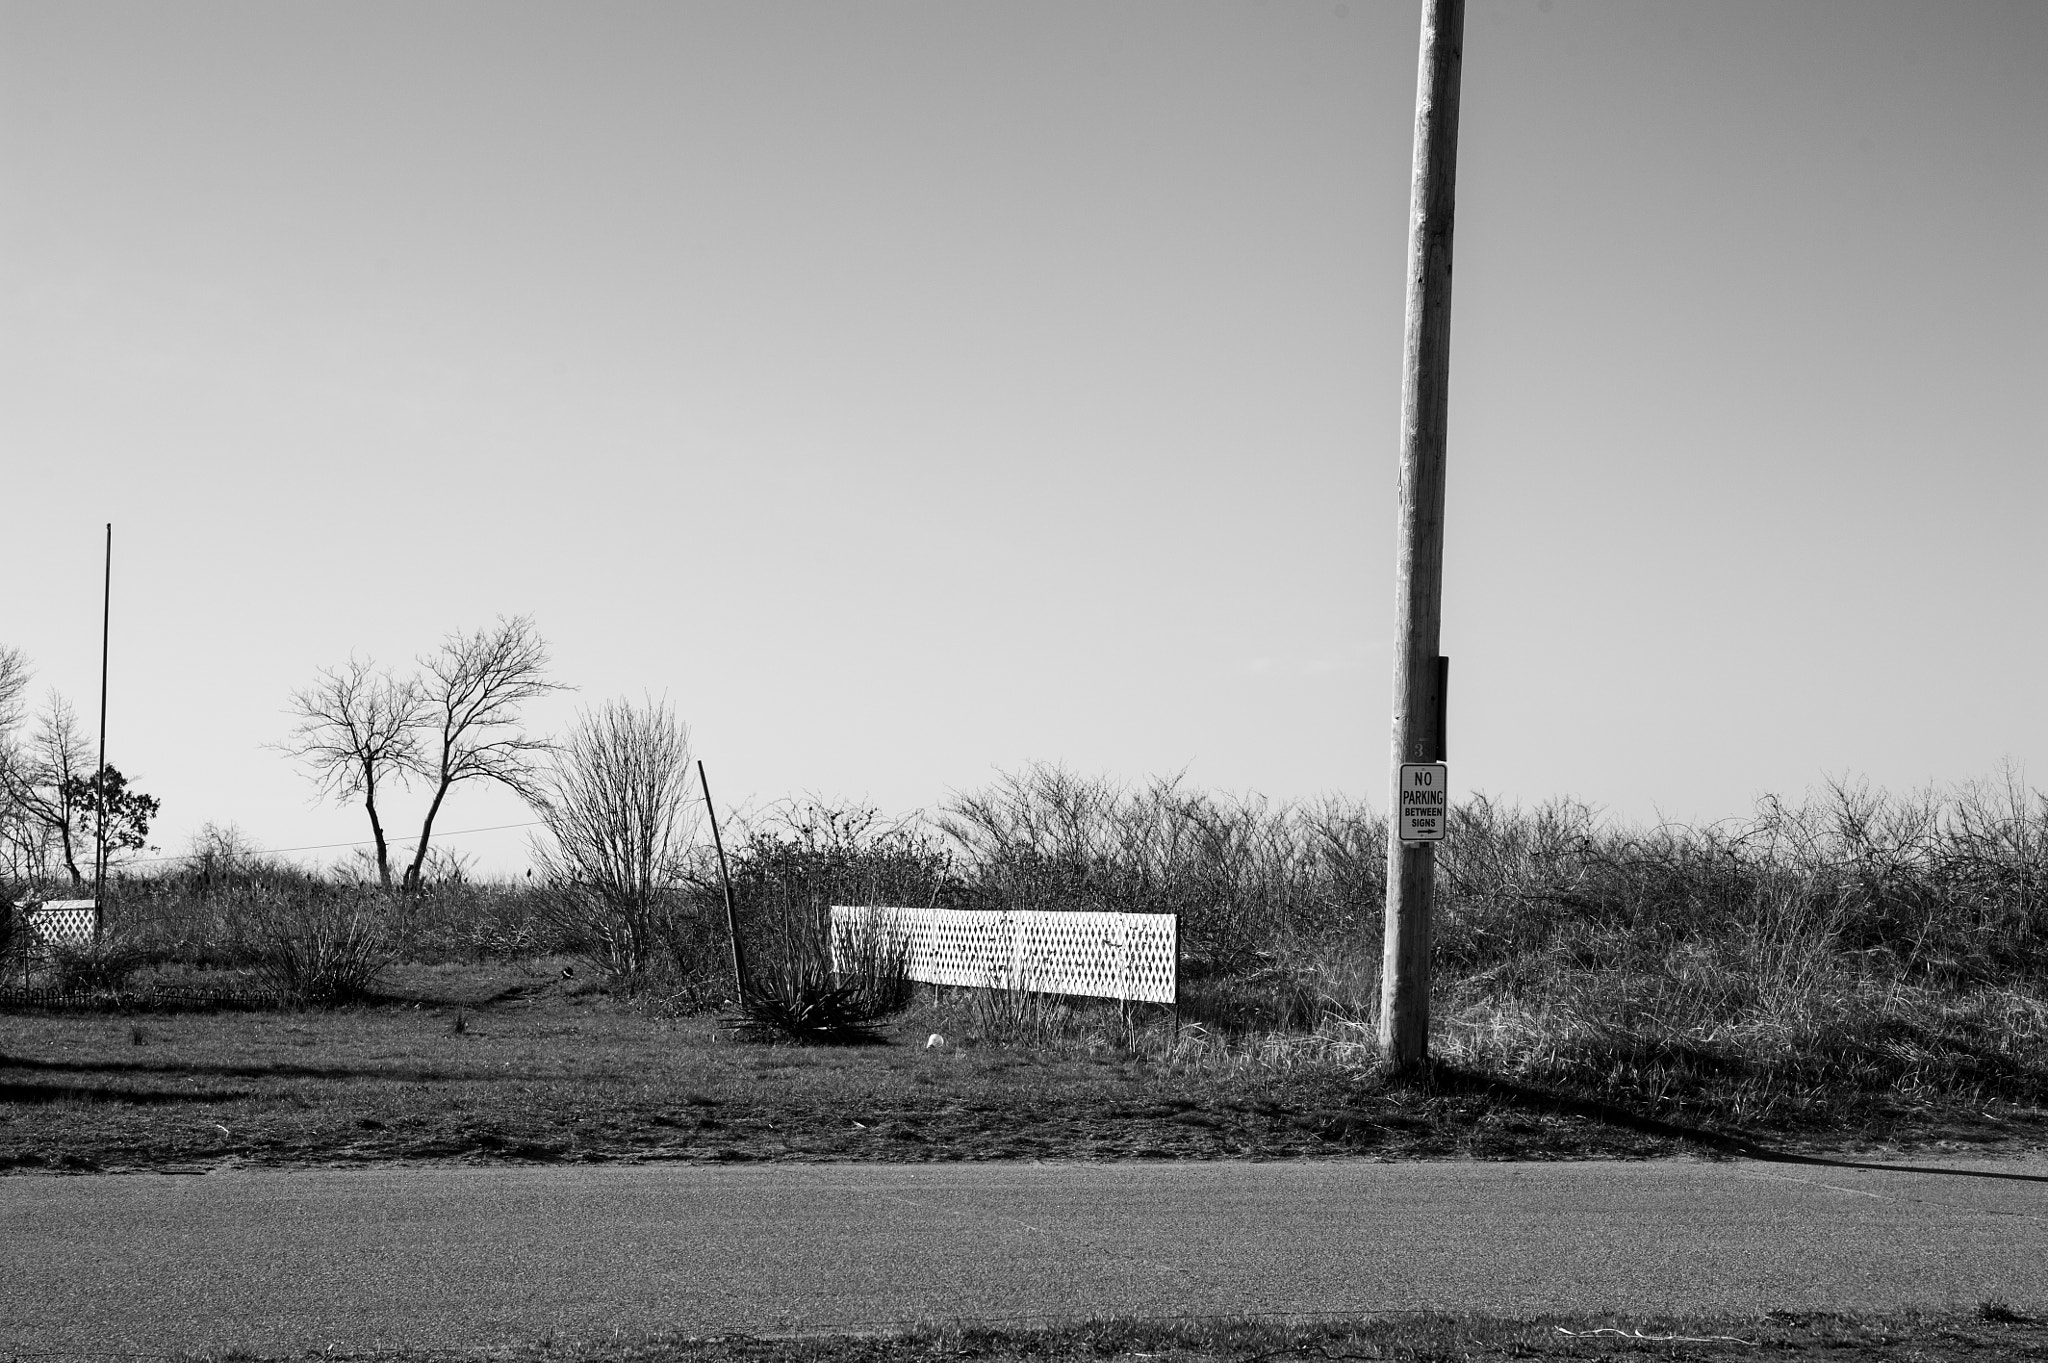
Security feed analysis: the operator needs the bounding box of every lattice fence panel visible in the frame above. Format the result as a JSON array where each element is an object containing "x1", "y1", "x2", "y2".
[
  {"x1": 22, "y1": 900, "x2": 99, "y2": 950},
  {"x1": 830, "y1": 906, "x2": 1176, "y2": 1005}
]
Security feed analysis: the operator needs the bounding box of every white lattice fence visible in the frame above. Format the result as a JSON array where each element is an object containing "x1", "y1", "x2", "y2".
[
  {"x1": 830, "y1": 906, "x2": 1176, "y2": 1005},
  {"x1": 20, "y1": 899, "x2": 99, "y2": 950}
]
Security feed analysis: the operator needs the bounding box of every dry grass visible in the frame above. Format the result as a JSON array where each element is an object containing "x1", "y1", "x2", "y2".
[
  {"x1": 962, "y1": 767, "x2": 2048, "y2": 1143},
  {"x1": 1434, "y1": 954, "x2": 2048, "y2": 1132},
  {"x1": 6, "y1": 955, "x2": 2045, "y2": 1175},
  {"x1": 1407, "y1": 775, "x2": 2048, "y2": 1137},
  {"x1": 8, "y1": 767, "x2": 2048, "y2": 1167},
  {"x1": 4, "y1": 958, "x2": 1768, "y2": 1174}
]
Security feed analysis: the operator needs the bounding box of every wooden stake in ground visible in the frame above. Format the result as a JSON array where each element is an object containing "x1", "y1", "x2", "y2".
[
  {"x1": 697, "y1": 760, "x2": 749, "y2": 1000},
  {"x1": 1379, "y1": 0, "x2": 1464, "y2": 1071}
]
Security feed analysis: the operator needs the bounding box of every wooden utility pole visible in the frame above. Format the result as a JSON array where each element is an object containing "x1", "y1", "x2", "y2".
[{"x1": 1379, "y1": 0, "x2": 1464, "y2": 1071}]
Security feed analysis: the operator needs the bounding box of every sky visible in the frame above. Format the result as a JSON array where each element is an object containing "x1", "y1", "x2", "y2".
[{"x1": 3, "y1": 0, "x2": 2044, "y2": 876}]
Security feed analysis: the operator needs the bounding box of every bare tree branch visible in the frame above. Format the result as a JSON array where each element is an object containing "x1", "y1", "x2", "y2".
[
  {"x1": 402, "y1": 615, "x2": 566, "y2": 892},
  {"x1": 276, "y1": 657, "x2": 423, "y2": 890}
]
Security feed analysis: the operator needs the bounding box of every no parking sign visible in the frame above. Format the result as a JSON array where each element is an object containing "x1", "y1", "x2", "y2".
[{"x1": 1397, "y1": 763, "x2": 1448, "y2": 842}]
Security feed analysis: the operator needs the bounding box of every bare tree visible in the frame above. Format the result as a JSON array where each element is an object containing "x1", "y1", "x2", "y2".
[
  {"x1": 0, "y1": 645, "x2": 36, "y2": 880},
  {"x1": 402, "y1": 615, "x2": 564, "y2": 892},
  {"x1": 279, "y1": 658, "x2": 423, "y2": 889},
  {"x1": 533, "y1": 697, "x2": 699, "y2": 980},
  {"x1": 0, "y1": 662, "x2": 154, "y2": 891},
  {"x1": 0, "y1": 645, "x2": 29, "y2": 739},
  {"x1": 11, "y1": 695, "x2": 93, "y2": 884}
]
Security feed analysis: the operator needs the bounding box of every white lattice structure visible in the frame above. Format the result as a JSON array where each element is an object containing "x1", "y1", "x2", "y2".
[
  {"x1": 20, "y1": 899, "x2": 99, "y2": 950},
  {"x1": 830, "y1": 906, "x2": 1176, "y2": 1005}
]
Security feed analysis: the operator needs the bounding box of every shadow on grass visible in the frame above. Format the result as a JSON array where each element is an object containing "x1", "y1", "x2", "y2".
[
  {"x1": 0, "y1": 1053, "x2": 480, "y2": 1084},
  {"x1": 1404, "y1": 1062, "x2": 1760, "y2": 1151},
  {"x1": 360, "y1": 983, "x2": 553, "y2": 1010},
  {"x1": 1404, "y1": 1062, "x2": 2048, "y2": 1184},
  {"x1": 0, "y1": 1080, "x2": 250, "y2": 1106}
]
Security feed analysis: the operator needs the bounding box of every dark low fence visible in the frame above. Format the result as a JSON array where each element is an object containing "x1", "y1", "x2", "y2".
[{"x1": 0, "y1": 983, "x2": 287, "y2": 1013}]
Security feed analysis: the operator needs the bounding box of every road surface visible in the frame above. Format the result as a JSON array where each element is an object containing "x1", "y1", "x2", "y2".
[{"x1": 7, "y1": 1156, "x2": 2047, "y2": 1355}]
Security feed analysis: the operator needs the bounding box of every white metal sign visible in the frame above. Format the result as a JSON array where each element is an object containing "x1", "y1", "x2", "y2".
[{"x1": 1397, "y1": 763, "x2": 1449, "y2": 842}]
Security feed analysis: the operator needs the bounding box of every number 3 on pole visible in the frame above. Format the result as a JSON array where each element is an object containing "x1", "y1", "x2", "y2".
[{"x1": 1397, "y1": 763, "x2": 1449, "y2": 842}]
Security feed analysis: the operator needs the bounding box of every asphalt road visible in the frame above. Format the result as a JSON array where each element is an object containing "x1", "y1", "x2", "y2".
[{"x1": 7, "y1": 1156, "x2": 2048, "y2": 1355}]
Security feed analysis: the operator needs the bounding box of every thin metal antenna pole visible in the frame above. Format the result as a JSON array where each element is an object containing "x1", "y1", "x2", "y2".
[
  {"x1": 1379, "y1": 0, "x2": 1464, "y2": 1071},
  {"x1": 698, "y1": 760, "x2": 749, "y2": 1000},
  {"x1": 94, "y1": 523, "x2": 111, "y2": 941}
]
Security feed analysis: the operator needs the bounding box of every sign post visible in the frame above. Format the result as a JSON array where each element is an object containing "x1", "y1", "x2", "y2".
[{"x1": 1379, "y1": 0, "x2": 1464, "y2": 1072}]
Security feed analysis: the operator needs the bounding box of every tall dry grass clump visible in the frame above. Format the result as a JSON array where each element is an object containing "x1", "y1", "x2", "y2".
[
  {"x1": 932, "y1": 764, "x2": 2048, "y2": 1129},
  {"x1": 1427, "y1": 773, "x2": 2048, "y2": 1126},
  {"x1": 939, "y1": 764, "x2": 1386, "y2": 1035}
]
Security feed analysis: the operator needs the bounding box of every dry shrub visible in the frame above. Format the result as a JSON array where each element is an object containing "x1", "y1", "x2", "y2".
[
  {"x1": 1421, "y1": 774, "x2": 2048, "y2": 1126},
  {"x1": 250, "y1": 892, "x2": 393, "y2": 1006},
  {"x1": 531, "y1": 697, "x2": 705, "y2": 991},
  {"x1": 1430, "y1": 772, "x2": 2048, "y2": 985},
  {"x1": 934, "y1": 765, "x2": 2048, "y2": 1125},
  {"x1": 720, "y1": 911, "x2": 913, "y2": 1045},
  {"x1": 940, "y1": 765, "x2": 1384, "y2": 979},
  {"x1": 708, "y1": 802, "x2": 950, "y2": 1033},
  {"x1": 43, "y1": 935, "x2": 147, "y2": 993}
]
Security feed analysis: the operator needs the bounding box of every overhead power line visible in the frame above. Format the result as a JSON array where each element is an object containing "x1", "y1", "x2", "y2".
[{"x1": 120, "y1": 820, "x2": 548, "y2": 867}]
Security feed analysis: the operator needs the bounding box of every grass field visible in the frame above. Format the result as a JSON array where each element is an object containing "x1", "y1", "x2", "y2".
[
  {"x1": 6, "y1": 769, "x2": 2048, "y2": 1172},
  {"x1": 4, "y1": 954, "x2": 2042, "y2": 1175},
  {"x1": 0, "y1": 958, "x2": 1674, "y2": 1173},
  {"x1": 172, "y1": 1306, "x2": 2048, "y2": 1363}
]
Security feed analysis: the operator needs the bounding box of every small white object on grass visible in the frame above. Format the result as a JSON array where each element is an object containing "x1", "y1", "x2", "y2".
[{"x1": 925, "y1": 1033, "x2": 945, "y2": 1050}]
